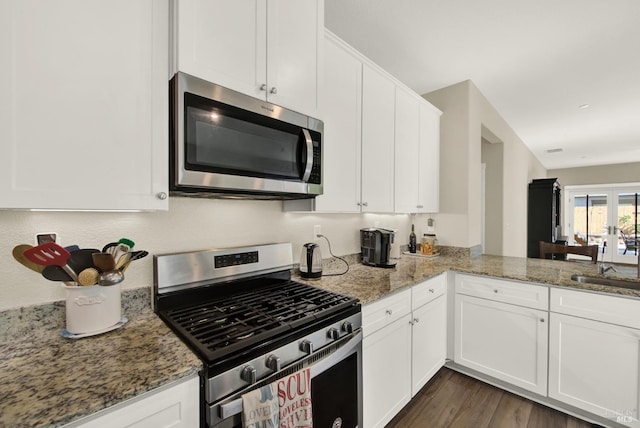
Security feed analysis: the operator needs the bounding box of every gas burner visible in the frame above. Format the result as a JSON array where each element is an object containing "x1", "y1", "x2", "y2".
[{"x1": 235, "y1": 331, "x2": 255, "y2": 340}]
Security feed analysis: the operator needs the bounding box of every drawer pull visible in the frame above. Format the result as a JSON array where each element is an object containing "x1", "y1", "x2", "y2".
[
  {"x1": 414, "y1": 318, "x2": 420, "y2": 324},
  {"x1": 385, "y1": 309, "x2": 393, "y2": 315},
  {"x1": 494, "y1": 289, "x2": 498, "y2": 293},
  {"x1": 428, "y1": 288, "x2": 435, "y2": 293},
  {"x1": 540, "y1": 318, "x2": 545, "y2": 323}
]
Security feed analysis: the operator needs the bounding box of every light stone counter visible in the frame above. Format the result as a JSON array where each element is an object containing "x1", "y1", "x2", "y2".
[
  {"x1": 0, "y1": 289, "x2": 202, "y2": 428},
  {"x1": 296, "y1": 253, "x2": 640, "y2": 304},
  {"x1": 2, "y1": 254, "x2": 638, "y2": 428}
]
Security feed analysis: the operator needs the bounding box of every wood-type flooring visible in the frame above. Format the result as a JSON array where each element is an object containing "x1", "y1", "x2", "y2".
[{"x1": 386, "y1": 368, "x2": 605, "y2": 428}]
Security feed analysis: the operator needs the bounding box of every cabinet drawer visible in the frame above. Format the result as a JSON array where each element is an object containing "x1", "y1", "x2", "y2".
[
  {"x1": 455, "y1": 274, "x2": 548, "y2": 310},
  {"x1": 412, "y1": 274, "x2": 447, "y2": 310},
  {"x1": 550, "y1": 287, "x2": 640, "y2": 329},
  {"x1": 362, "y1": 288, "x2": 411, "y2": 337}
]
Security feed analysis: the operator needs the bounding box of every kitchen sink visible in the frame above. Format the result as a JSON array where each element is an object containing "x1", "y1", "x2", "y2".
[{"x1": 570, "y1": 274, "x2": 640, "y2": 291}]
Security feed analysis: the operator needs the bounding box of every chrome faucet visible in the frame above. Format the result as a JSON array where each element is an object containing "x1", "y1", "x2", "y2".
[
  {"x1": 599, "y1": 263, "x2": 617, "y2": 275},
  {"x1": 597, "y1": 249, "x2": 617, "y2": 275}
]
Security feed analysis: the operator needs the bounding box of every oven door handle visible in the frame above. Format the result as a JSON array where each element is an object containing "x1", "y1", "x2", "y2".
[
  {"x1": 218, "y1": 331, "x2": 362, "y2": 420},
  {"x1": 309, "y1": 330, "x2": 361, "y2": 378}
]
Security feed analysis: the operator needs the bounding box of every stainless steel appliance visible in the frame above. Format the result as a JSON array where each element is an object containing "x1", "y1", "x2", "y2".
[
  {"x1": 170, "y1": 72, "x2": 323, "y2": 199},
  {"x1": 360, "y1": 228, "x2": 397, "y2": 268},
  {"x1": 299, "y1": 242, "x2": 323, "y2": 279},
  {"x1": 154, "y1": 243, "x2": 362, "y2": 428}
]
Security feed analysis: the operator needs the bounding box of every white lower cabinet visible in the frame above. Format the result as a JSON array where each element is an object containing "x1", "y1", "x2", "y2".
[
  {"x1": 410, "y1": 275, "x2": 447, "y2": 396},
  {"x1": 454, "y1": 274, "x2": 548, "y2": 395},
  {"x1": 362, "y1": 274, "x2": 447, "y2": 428},
  {"x1": 65, "y1": 375, "x2": 199, "y2": 428},
  {"x1": 363, "y1": 312, "x2": 413, "y2": 428},
  {"x1": 549, "y1": 288, "x2": 640, "y2": 427}
]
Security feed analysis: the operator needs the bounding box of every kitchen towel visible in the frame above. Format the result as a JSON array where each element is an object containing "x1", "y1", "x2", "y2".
[
  {"x1": 242, "y1": 383, "x2": 279, "y2": 428},
  {"x1": 277, "y1": 368, "x2": 313, "y2": 428}
]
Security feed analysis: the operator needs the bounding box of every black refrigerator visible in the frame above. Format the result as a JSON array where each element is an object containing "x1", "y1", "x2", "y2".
[{"x1": 527, "y1": 178, "x2": 561, "y2": 258}]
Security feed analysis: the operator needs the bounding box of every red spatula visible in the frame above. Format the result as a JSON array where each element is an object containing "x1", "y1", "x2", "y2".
[{"x1": 23, "y1": 242, "x2": 78, "y2": 283}]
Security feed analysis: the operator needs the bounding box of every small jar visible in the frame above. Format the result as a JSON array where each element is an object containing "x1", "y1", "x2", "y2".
[{"x1": 421, "y1": 234, "x2": 438, "y2": 255}]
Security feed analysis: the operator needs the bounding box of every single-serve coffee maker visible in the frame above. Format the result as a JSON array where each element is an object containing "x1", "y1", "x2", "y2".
[{"x1": 360, "y1": 228, "x2": 397, "y2": 268}]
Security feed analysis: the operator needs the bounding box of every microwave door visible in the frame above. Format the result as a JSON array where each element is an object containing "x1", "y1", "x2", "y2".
[{"x1": 300, "y1": 129, "x2": 313, "y2": 182}]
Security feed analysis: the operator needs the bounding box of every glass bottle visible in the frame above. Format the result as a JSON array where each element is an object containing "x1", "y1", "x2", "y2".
[{"x1": 409, "y1": 224, "x2": 417, "y2": 253}]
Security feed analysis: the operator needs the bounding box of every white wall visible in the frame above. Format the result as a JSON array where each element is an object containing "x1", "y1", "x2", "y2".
[
  {"x1": 423, "y1": 80, "x2": 547, "y2": 256},
  {"x1": 1, "y1": 198, "x2": 410, "y2": 310}
]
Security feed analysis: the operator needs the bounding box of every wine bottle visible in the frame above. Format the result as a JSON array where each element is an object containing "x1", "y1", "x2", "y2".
[{"x1": 409, "y1": 224, "x2": 417, "y2": 253}]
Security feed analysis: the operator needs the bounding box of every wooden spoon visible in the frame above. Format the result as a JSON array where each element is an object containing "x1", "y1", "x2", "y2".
[{"x1": 12, "y1": 244, "x2": 44, "y2": 273}]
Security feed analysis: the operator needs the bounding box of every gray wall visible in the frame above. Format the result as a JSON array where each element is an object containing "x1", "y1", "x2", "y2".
[
  {"x1": 423, "y1": 80, "x2": 546, "y2": 255},
  {"x1": 549, "y1": 162, "x2": 640, "y2": 186}
]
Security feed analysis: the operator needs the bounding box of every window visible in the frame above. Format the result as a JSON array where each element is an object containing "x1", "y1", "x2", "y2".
[{"x1": 565, "y1": 184, "x2": 639, "y2": 264}]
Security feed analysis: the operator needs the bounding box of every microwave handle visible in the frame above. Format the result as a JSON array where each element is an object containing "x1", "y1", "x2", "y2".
[{"x1": 301, "y1": 129, "x2": 313, "y2": 182}]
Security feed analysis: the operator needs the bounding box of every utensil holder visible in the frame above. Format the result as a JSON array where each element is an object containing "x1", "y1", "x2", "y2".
[{"x1": 62, "y1": 283, "x2": 121, "y2": 334}]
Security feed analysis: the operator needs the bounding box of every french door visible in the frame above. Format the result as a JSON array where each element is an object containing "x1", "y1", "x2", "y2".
[{"x1": 565, "y1": 184, "x2": 640, "y2": 264}]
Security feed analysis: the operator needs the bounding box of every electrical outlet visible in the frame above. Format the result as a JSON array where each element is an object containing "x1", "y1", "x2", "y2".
[{"x1": 313, "y1": 225, "x2": 322, "y2": 239}]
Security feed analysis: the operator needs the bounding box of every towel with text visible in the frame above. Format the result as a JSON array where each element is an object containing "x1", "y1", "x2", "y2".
[
  {"x1": 242, "y1": 383, "x2": 279, "y2": 428},
  {"x1": 277, "y1": 368, "x2": 312, "y2": 428}
]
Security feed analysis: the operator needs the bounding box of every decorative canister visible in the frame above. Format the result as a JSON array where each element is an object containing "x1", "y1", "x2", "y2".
[
  {"x1": 420, "y1": 234, "x2": 438, "y2": 255},
  {"x1": 62, "y1": 283, "x2": 121, "y2": 334}
]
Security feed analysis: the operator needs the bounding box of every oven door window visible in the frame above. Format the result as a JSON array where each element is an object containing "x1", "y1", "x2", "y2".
[
  {"x1": 311, "y1": 352, "x2": 359, "y2": 428},
  {"x1": 184, "y1": 93, "x2": 304, "y2": 181}
]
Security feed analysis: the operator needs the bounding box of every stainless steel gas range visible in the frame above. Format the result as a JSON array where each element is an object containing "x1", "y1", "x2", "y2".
[{"x1": 153, "y1": 243, "x2": 362, "y2": 428}]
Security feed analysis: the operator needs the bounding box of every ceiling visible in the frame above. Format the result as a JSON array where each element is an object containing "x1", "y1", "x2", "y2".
[{"x1": 325, "y1": 0, "x2": 640, "y2": 170}]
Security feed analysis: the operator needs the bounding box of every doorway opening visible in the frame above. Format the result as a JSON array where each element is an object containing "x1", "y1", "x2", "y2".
[{"x1": 481, "y1": 125, "x2": 504, "y2": 255}]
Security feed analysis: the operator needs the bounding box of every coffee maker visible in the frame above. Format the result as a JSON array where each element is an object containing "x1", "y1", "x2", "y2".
[{"x1": 360, "y1": 228, "x2": 397, "y2": 268}]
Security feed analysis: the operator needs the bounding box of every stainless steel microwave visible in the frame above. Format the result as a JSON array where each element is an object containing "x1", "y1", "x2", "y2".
[{"x1": 170, "y1": 72, "x2": 323, "y2": 199}]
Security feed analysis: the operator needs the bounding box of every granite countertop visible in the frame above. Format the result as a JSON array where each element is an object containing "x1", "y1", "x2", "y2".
[
  {"x1": 1, "y1": 253, "x2": 638, "y2": 428},
  {"x1": 0, "y1": 289, "x2": 202, "y2": 428},
  {"x1": 296, "y1": 253, "x2": 640, "y2": 304}
]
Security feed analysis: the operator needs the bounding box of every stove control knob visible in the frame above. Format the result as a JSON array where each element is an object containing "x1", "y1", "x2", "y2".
[
  {"x1": 265, "y1": 355, "x2": 281, "y2": 372},
  {"x1": 299, "y1": 339, "x2": 313, "y2": 355},
  {"x1": 327, "y1": 327, "x2": 340, "y2": 340},
  {"x1": 240, "y1": 365, "x2": 257, "y2": 385},
  {"x1": 341, "y1": 321, "x2": 354, "y2": 334}
]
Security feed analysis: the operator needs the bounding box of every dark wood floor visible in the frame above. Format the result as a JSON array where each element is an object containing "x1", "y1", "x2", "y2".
[{"x1": 386, "y1": 368, "x2": 603, "y2": 428}]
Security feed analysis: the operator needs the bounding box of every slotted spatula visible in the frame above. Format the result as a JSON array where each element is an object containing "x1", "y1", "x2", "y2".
[{"x1": 23, "y1": 242, "x2": 78, "y2": 282}]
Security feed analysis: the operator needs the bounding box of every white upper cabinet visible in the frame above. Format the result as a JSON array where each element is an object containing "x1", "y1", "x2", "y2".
[
  {"x1": 173, "y1": 0, "x2": 322, "y2": 117},
  {"x1": 0, "y1": 0, "x2": 169, "y2": 211},
  {"x1": 286, "y1": 30, "x2": 440, "y2": 213},
  {"x1": 394, "y1": 86, "x2": 441, "y2": 213},
  {"x1": 313, "y1": 33, "x2": 362, "y2": 212},
  {"x1": 361, "y1": 64, "x2": 396, "y2": 213},
  {"x1": 394, "y1": 87, "x2": 421, "y2": 213},
  {"x1": 418, "y1": 102, "x2": 441, "y2": 213},
  {"x1": 308, "y1": 33, "x2": 397, "y2": 213}
]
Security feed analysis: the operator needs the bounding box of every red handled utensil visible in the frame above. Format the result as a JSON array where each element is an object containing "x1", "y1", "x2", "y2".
[{"x1": 23, "y1": 242, "x2": 78, "y2": 283}]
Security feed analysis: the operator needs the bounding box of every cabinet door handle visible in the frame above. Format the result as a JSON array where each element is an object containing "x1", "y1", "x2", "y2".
[
  {"x1": 540, "y1": 318, "x2": 545, "y2": 323},
  {"x1": 385, "y1": 309, "x2": 393, "y2": 315},
  {"x1": 494, "y1": 289, "x2": 498, "y2": 293},
  {"x1": 362, "y1": 202, "x2": 369, "y2": 207},
  {"x1": 428, "y1": 288, "x2": 435, "y2": 293},
  {"x1": 259, "y1": 84, "x2": 267, "y2": 91},
  {"x1": 417, "y1": 205, "x2": 424, "y2": 209},
  {"x1": 414, "y1": 318, "x2": 420, "y2": 323},
  {"x1": 270, "y1": 87, "x2": 278, "y2": 94},
  {"x1": 356, "y1": 202, "x2": 362, "y2": 207},
  {"x1": 156, "y1": 192, "x2": 167, "y2": 200}
]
